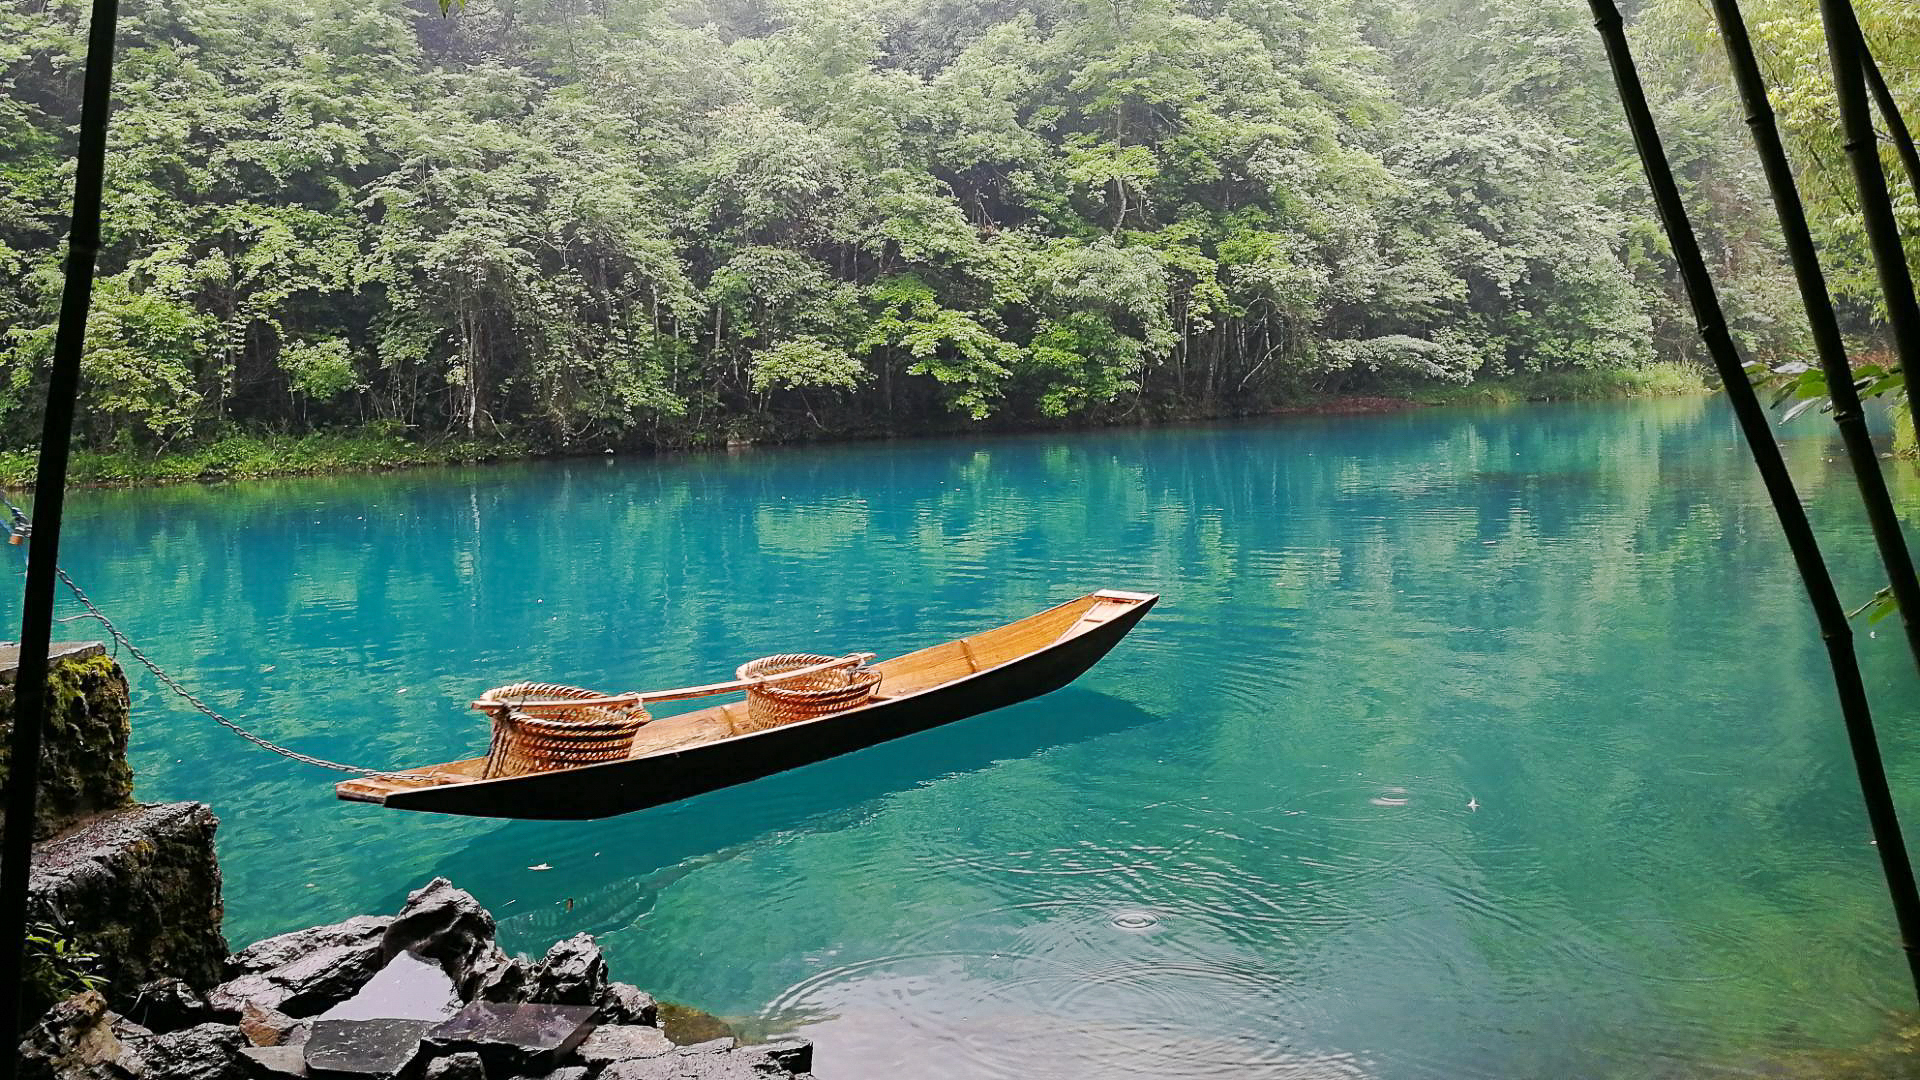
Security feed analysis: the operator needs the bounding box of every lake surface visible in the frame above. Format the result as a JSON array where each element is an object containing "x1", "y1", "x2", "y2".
[{"x1": 18, "y1": 397, "x2": 1920, "y2": 1078}]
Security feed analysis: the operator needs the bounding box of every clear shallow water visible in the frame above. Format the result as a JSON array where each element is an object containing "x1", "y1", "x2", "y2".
[{"x1": 14, "y1": 397, "x2": 1920, "y2": 1078}]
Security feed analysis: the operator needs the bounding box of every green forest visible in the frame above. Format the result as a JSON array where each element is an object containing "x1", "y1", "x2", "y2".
[{"x1": 0, "y1": 0, "x2": 1914, "y2": 464}]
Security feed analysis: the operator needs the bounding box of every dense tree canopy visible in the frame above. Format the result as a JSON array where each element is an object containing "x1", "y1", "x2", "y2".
[{"x1": 0, "y1": 0, "x2": 1913, "y2": 452}]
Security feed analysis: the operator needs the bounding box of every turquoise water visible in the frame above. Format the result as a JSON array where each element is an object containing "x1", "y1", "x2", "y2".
[{"x1": 16, "y1": 397, "x2": 1920, "y2": 1078}]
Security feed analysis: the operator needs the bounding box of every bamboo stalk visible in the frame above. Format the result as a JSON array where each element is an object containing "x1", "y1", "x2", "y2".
[
  {"x1": 1819, "y1": 0, "x2": 1920, "y2": 450},
  {"x1": 1861, "y1": 43, "x2": 1920, "y2": 203},
  {"x1": 0, "y1": 0, "x2": 122, "y2": 1056},
  {"x1": 1589, "y1": 0, "x2": 1920, "y2": 1004},
  {"x1": 1706, "y1": 0, "x2": 1920, "y2": 679}
]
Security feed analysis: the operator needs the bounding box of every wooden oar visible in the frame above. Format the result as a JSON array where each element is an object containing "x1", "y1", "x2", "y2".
[{"x1": 471, "y1": 653, "x2": 876, "y2": 712}]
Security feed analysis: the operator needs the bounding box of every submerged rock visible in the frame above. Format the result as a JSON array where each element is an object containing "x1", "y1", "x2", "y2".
[{"x1": 655, "y1": 1003, "x2": 732, "y2": 1045}]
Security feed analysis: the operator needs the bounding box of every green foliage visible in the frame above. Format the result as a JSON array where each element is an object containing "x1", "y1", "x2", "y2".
[
  {"x1": 1849, "y1": 584, "x2": 1899, "y2": 625},
  {"x1": 23, "y1": 922, "x2": 105, "y2": 1018},
  {"x1": 1400, "y1": 362, "x2": 1710, "y2": 406},
  {"x1": 0, "y1": 430, "x2": 529, "y2": 487},
  {"x1": 11, "y1": 0, "x2": 1859, "y2": 458},
  {"x1": 751, "y1": 339, "x2": 865, "y2": 394}
]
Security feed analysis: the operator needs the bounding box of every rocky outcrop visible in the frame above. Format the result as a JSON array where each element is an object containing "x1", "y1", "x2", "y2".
[
  {"x1": 27, "y1": 800, "x2": 228, "y2": 1001},
  {"x1": 10, "y1": 649, "x2": 812, "y2": 1078},
  {"x1": 0, "y1": 644, "x2": 134, "y2": 841},
  {"x1": 8, "y1": 646, "x2": 227, "y2": 1027},
  {"x1": 27, "y1": 879, "x2": 816, "y2": 1080},
  {"x1": 381, "y1": 878, "x2": 505, "y2": 999},
  {"x1": 213, "y1": 915, "x2": 391, "y2": 1018},
  {"x1": 15, "y1": 990, "x2": 150, "y2": 1080}
]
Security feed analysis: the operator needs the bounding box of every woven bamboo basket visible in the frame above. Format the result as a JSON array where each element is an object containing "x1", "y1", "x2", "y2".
[
  {"x1": 476, "y1": 682, "x2": 651, "y2": 778},
  {"x1": 734, "y1": 654, "x2": 882, "y2": 733}
]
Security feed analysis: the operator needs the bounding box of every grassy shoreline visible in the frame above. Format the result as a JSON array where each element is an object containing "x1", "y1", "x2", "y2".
[{"x1": 0, "y1": 365, "x2": 1712, "y2": 489}]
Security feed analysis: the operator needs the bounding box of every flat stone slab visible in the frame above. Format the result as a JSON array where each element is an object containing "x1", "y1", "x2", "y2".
[
  {"x1": 242, "y1": 1044, "x2": 312, "y2": 1077},
  {"x1": 303, "y1": 1017, "x2": 434, "y2": 1077},
  {"x1": 0, "y1": 641, "x2": 104, "y2": 677},
  {"x1": 576, "y1": 1024, "x2": 676, "y2": 1065},
  {"x1": 425, "y1": 1002, "x2": 597, "y2": 1072}
]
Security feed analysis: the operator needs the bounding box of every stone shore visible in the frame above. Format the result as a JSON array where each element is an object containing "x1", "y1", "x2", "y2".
[{"x1": 19, "y1": 878, "x2": 814, "y2": 1080}]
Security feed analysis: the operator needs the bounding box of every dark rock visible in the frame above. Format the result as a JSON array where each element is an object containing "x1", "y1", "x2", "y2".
[
  {"x1": 0, "y1": 644, "x2": 133, "y2": 841},
  {"x1": 27, "y1": 801, "x2": 228, "y2": 999},
  {"x1": 381, "y1": 880, "x2": 502, "y2": 998},
  {"x1": 123, "y1": 976, "x2": 211, "y2": 1033},
  {"x1": 424, "y1": 1001, "x2": 597, "y2": 1074},
  {"x1": 473, "y1": 954, "x2": 532, "y2": 1003},
  {"x1": 239, "y1": 1045, "x2": 310, "y2": 1078},
  {"x1": 318, "y1": 951, "x2": 461, "y2": 1023},
  {"x1": 420, "y1": 1051, "x2": 486, "y2": 1080},
  {"x1": 213, "y1": 918, "x2": 393, "y2": 1019},
  {"x1": 226, "y1": 917, "x2": 391, "y2": 980},
  {"x1": 130, "y1": 1022, "x2": 250, "y2": 1080},
  {"x1": 528, "y1": 935, "x2": 606, "y2": 1008},
  {"x1": 534, "y1": 1068, "x2": 589, "y2": 1080},
  {"x1": 759, "y1": 1041, "x2": 812, "y2": 1074},
  {"x1": 16, "y1": 990, "x2": 150, "y2": 1080},
  {"x1": 238, "y1": 1004, "x2": 306, "y2": 1048},
  {"x1": 302, "y1": 1018, "x2": 434, "y2": 1078},
  {"x1": 575, "y1": 1024, "x2": 675, "y2": 1066},
  {"x1": 596, "y1": 983, "x2": 656, "y2": 1027}
]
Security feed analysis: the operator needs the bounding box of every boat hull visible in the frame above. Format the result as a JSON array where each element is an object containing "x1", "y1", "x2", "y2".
[{"x1": 371, "y1": 594, "x2": 1155, "y2": 819}]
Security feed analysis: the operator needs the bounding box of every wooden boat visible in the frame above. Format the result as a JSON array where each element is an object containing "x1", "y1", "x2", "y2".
[{"x1": 337, "y1": 590, "x2": 1157, "y2": 820}]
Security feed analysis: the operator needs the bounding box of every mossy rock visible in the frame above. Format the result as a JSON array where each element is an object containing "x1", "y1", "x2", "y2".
[{"x1": 0, "y1": 646, "x2": 136, "y2": 839}]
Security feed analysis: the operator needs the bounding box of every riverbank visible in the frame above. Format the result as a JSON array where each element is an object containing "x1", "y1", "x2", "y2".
[
  {"x1": 0, "y1": 365, "x2": 1711, "y2": 489},
  {"x1": 1389, "y1": 362, "x2": 1711, "y2": 405}
]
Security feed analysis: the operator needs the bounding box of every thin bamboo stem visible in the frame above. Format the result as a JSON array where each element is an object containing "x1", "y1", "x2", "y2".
[
  {"x1": 1861, "y1": 43, "x2": 1920, "y2": 203},
  {"x1": 1707, "y1": 0, "x2": 1920, "y2": 679},
  {"x1": 0, "y1": 0, "x2": 121, "y2": 1056},
  {"x1": 1820, "y1": 0, "x2": 1920, "y2": 449},
  {"x1": 1589, "y1": 0, "x2": 1920, "y2": 1005}
]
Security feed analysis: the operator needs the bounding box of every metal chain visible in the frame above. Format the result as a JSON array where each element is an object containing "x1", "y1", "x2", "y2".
[
  {"x1": 2, "y1": 486, "x2": 395, "y2": 776},
  {"x1": 50, "y1": 567, "x2": 381, "y2": 773}
]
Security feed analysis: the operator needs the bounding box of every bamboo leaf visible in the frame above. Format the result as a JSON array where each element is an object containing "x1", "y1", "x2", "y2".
[{"x1": 1780, "y1": 396, "x2": 1827, "y2": 424}]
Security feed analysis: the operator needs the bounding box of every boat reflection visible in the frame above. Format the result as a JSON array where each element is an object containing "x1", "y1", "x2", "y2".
[{"x1": 398, "y1": 688, "x2": 1164, "y2": 944}]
